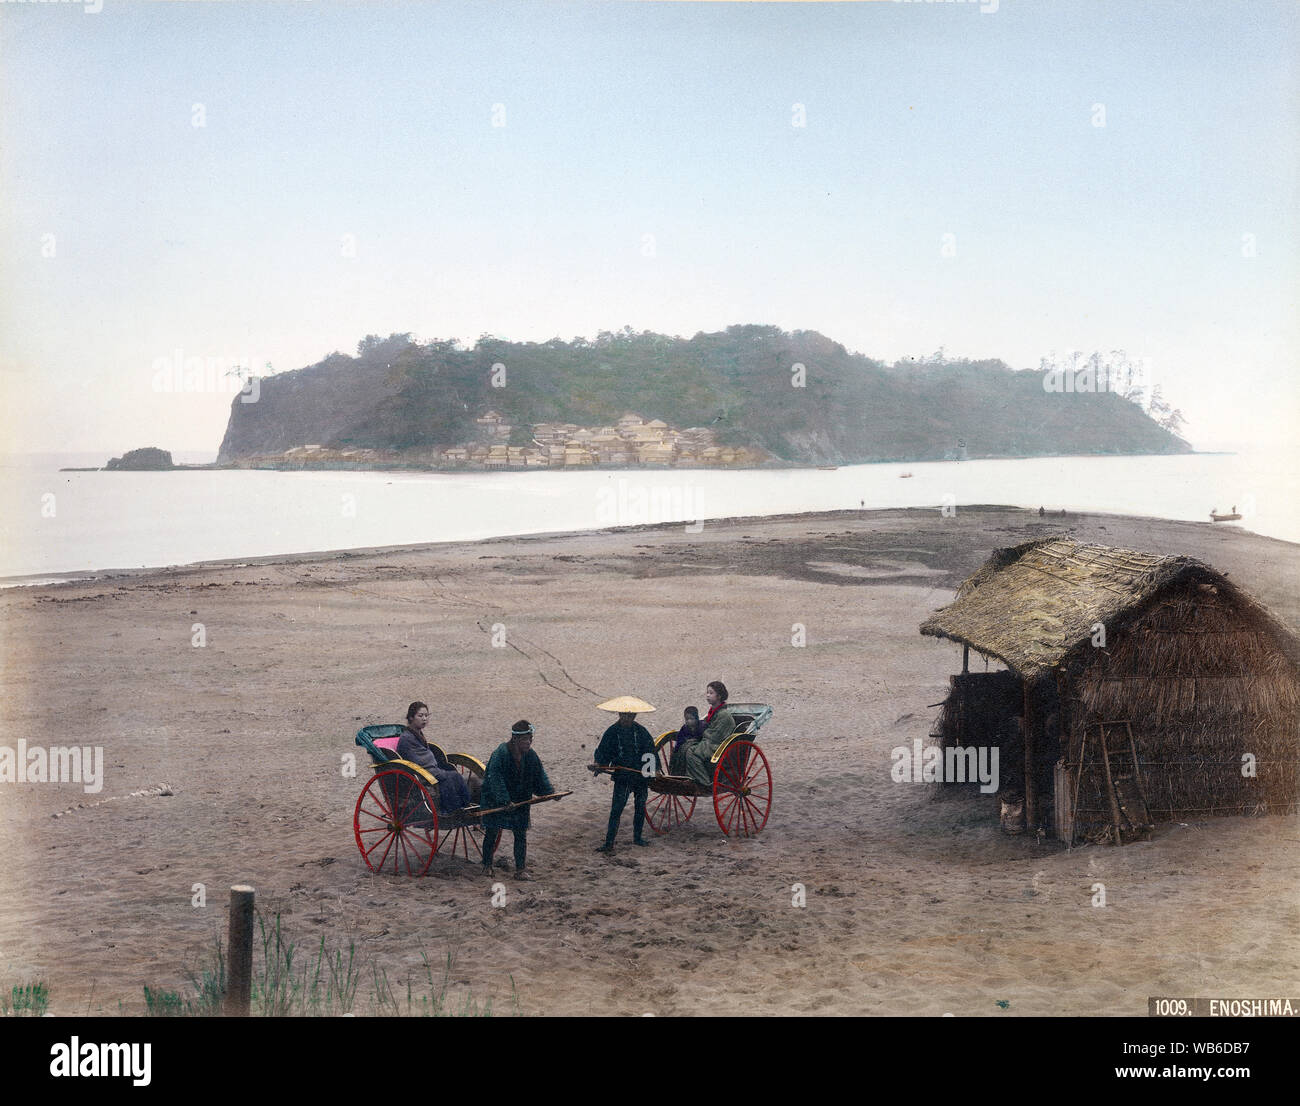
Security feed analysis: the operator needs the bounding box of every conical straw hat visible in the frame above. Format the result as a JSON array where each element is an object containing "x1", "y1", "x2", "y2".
[{"x1": 596, "y1": 695, "x2": 657, "y2": 713}]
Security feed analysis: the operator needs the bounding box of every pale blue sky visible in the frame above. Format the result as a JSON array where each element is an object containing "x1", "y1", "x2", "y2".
[{"x1": 2, "y1": 0, "x2": 1296, "y2": 454}]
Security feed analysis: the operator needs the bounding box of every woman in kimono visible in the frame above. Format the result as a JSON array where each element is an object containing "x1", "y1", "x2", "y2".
[
  {"x1": 680, "y1": 681, "x2": 736, "y2": 789},
  {"x1": 395, "y1": 702, "x2": 472, "y2": 812}
]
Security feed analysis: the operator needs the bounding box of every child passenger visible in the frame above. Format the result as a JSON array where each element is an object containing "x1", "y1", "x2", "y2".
[{"x1": 667, "y1": 706, "x2": 703, "y2": 775}]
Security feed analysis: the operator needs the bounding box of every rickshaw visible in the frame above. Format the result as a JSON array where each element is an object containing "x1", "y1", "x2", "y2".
[
  {"x1": 593, "y1": 703, "x2": 774, "y2": 837},
  {"x1": 352, "y1": 725, "x2": 567, "y2": 876}
]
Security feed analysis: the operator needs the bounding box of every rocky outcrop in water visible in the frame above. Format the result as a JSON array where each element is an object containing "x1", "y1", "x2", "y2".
[{"x1": 105, "y1": 447, "x2": 175, "y2": 471}]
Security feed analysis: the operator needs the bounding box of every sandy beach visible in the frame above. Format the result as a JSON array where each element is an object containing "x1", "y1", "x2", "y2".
[{"x1": 2, "y1": 506, "x2": 1297, "y2": 1017}]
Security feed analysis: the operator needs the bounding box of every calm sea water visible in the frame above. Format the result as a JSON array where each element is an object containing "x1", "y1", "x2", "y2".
[{"x1": 0, "y1": 452, "x2": 1294, "y2": 584}]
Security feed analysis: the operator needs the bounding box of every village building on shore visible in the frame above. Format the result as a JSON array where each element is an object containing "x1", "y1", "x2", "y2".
[
  {"x1": 229, "y1": 413, "x2": 769, "y2": 470},
  {"x1": 438, "y1": 412, "x2": 767, "y2": 469}
]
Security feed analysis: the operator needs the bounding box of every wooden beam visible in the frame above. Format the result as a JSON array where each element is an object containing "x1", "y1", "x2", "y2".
[
  {"x1": 1023, "y1": 682, "x2": 1036, "y2": 830},
  {"x1": 1098, "y1": 731, "x2": 1125, "y2": 846}
]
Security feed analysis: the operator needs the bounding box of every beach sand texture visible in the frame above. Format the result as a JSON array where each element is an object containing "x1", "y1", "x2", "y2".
[{"x1": 2, "y1": 507, "x2": 1297, "y2": 1016}]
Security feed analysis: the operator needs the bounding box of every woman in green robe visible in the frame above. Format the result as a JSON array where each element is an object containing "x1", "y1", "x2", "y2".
[{"x1": 680, "y1": 681, "x2": 736, "y2": 788}]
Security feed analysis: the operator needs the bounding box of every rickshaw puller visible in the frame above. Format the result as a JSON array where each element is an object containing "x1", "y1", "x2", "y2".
[{"x1": 481, "y1": 720, "x2": 555, "y2": 881}]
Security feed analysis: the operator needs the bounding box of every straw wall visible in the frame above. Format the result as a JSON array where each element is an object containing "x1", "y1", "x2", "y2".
[
  {"x1": 931, "y1": 669, "x2": 1021, "y2": 752},
  {"x1": 1066, "y1": 584, "x2": 1300, "y2": 831}
]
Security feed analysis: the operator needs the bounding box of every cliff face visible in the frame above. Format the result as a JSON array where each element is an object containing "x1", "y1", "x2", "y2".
[
  {"x1": 217, "y1": 351, "x2": 401, "y2": 464},
  {"x1": 217, "y1": 327, "x2": 1191, "y2": 465}
]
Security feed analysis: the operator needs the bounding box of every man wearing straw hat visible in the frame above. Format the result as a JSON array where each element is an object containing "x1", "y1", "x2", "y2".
[{"x1": 590, "y1": 696, "x2": 659, "y2": 852}]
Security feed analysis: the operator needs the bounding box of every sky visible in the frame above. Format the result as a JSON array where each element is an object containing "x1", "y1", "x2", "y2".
[{"x1": 1, "y1": 0, "x2": 1296, "y2": 456}]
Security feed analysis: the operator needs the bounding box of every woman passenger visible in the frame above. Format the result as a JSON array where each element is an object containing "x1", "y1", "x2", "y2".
[{"x1": 396, "y1": 701, "x2": 472, "y2": 811}]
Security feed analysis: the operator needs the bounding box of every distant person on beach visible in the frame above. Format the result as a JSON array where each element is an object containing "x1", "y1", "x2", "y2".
[
  {"x1": 481, "y1": 721, "x2": 556, "y2": 880},
  {"x1": 591, "y1": 699, "x2": 658, "y2": 852},
  {"x1": 396, "y1": 702, "x2": 471, "y2": 811},
  {"x1": 680, "y1": 681, "x2": 737, "y2": 788}
]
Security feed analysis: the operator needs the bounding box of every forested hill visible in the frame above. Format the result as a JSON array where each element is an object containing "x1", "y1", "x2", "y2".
[{"x1": 216, "y1": 326, "x2": 1190, "y2": 465}]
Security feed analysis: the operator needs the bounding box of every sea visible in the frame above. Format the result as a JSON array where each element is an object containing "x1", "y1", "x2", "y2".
[{"x1": 0, "y1": 450, "x2": 1294, "y2": 586}]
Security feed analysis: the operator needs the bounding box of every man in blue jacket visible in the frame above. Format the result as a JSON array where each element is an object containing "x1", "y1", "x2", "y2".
[
  {"x1": 591, "y1": 696, "x2": 659, "y2": 852},
  {"x1": 480, "y1": 721, "x2": 556, "y2": 881}
]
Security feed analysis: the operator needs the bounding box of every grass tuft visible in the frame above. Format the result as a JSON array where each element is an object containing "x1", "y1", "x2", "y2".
[
  {"x1": 3, "y1": 982, "x2": 50, "y2": 1017},
  {"x1": 145, "y1": 910, "x2": 505, "y2": 1016}
]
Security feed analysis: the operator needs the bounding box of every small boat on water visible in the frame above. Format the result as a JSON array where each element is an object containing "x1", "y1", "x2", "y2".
[
  {"x1": 817, "y1": 465, "x2": 838, "y2": 471},
  {"x1": 899, "y1": 472, "x2": 913, "y2": 479},
  {"x1": 1210, "y1": 506, "x2": 1242, "y2": 522}
]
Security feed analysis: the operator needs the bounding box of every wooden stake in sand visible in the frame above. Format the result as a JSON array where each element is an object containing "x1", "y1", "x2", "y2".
[{"x1": 225, "y1": 885, "x2": 255, "y2": 1017}]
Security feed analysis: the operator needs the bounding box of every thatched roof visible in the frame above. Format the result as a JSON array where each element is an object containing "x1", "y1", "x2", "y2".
[{"x1": 920, "y1": 538, "x2": 1300, "y2": 680}]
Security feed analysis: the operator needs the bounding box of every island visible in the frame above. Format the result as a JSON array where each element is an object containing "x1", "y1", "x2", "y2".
[
  {"x1": 215, "y1": 326, "x2": 1191, "y2": 471},
  {"x1": 103, "y1": 447, "x2": 175, "y2": 471}
]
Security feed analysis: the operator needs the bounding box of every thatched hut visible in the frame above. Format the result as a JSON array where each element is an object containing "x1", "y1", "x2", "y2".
[{"x1": 920, "y1": 538, "x2": 1300, "y2": 842}]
